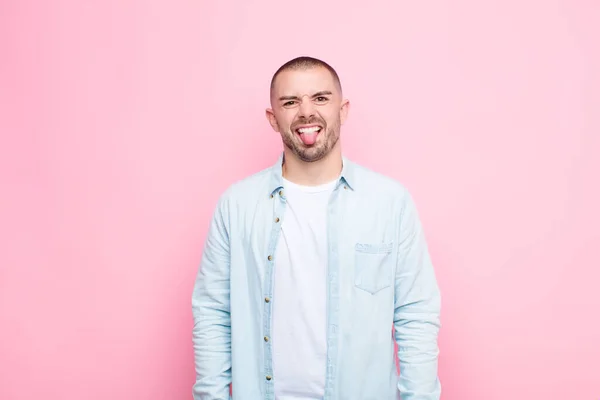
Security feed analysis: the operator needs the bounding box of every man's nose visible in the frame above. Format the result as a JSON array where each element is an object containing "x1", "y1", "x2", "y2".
[{"x1": 298, "y1": 97, "x2": 315, "y2": 119}]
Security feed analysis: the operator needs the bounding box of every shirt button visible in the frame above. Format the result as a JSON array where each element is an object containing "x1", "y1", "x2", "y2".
[
  {"x1": 344, "y1": 185, "x2": 348, "y2": 189},
  {"x1": 266, "y1": 375, "x2": 272, "y2": 381},
  {"x1": 265, "y1": 297, "x2": 270, "y2": 303},
  {"x1": 270, "y1": 194, "x2": 274, "y2": 198},
  {"x1": 279, "y1": 190, "x2": 284, "y2": 196},
  {"x1": 264, "y1": 336, "x2": 269, "y2": 342},
  {"x1": 268, "y1": 255, "x2": 273, "y2": 261},
  {"x1": 274, "y1": 217, "x2": 280, "y2": 223}
]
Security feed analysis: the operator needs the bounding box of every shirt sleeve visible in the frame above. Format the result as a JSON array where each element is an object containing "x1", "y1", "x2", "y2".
[
  {"x1": 394, "y1": 191, "x2": 442, "y2": 399},
  {"x1": 192, "y1": 193, "x2": 233, "y2": 400}
]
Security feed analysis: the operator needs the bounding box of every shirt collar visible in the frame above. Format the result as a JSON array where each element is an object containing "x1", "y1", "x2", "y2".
[{"x1": 268, "y1": 152, "x2": 356, "y2": 198}]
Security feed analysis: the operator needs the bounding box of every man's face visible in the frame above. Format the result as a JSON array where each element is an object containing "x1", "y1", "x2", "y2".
[{"x1": 266, "y1": 67, "x2": 349, "y2": 163}]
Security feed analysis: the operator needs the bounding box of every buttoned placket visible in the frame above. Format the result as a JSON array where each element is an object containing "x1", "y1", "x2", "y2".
[
  {"x1": 262, "y1": 187, "x2": 286, "y2": 398},
  {"x1": 322, "y1": 179, "x2": 347, "y2": 400}
]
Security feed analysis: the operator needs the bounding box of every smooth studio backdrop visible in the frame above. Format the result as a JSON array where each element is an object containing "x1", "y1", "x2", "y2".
[{"x1": 1, "y1": 1, "x2": 599, "y2": 399}]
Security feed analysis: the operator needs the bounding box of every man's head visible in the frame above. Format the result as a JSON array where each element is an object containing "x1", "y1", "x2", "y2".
[{"x1": 266, "y1": 56, "x2": 349, "y2": 163}]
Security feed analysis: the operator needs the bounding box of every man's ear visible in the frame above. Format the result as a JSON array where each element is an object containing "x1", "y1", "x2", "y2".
[
  {"x1": 340, "y1": 99, "x2": 350, "y2": 125},
  {"x1": 265, "y1": 108, "x2": 280, "y2": 132}
]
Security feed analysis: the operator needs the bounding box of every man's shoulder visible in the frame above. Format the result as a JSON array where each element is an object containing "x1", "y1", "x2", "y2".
[
  {"x1": 348, "y1": 160, "x2": 421, "y2": 220},
  {"x1": 349, "y1": 159, "x2": 410, "y2": 198},
  {"x1": 218, "y1": 163, "x2": 275, "y2": 204}
]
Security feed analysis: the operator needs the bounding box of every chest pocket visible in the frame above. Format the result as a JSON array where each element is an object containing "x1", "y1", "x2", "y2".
[{"x1": 354, "y1": 242, "x2": 394, "y2": 295}]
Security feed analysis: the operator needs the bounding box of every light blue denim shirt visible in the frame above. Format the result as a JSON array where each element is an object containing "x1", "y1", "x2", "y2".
[{"x1": 192, "y1": 153, "x2": 441, "y2": 400}]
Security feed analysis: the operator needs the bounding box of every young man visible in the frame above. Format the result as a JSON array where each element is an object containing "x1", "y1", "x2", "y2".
[{"x1": 192, "y1": 56, "x2": 441, "y2": 400}]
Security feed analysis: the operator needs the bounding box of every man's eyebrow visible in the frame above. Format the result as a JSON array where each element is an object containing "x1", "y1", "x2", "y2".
[
  {"x1": 278, "y1": 91, "x2": 333, "y2": 102},
  {"x1": 278, "y1": 95, "x2": 300, "y2": 101},
  {"x1": 312, "y1": 91, "x2": 333, "y2": 97}
]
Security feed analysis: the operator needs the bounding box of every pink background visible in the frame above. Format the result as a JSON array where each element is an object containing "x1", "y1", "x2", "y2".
[{"x1": 1, "y1": 1, "x2": 599, "y2": 399}]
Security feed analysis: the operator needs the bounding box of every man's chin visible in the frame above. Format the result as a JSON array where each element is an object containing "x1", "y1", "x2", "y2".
[{"x1": 294, "y1": 147, "x2": 328, "y2": 163}]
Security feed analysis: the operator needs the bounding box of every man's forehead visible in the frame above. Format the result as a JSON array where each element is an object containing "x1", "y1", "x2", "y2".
[{"x1": 272, "y1": 67, "x2": 338, "y2": 95}]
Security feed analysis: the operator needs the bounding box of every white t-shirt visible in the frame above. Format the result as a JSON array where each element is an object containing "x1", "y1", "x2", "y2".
[{"x1": 272, "y1": 176, "x2": 338, "y2": 400}]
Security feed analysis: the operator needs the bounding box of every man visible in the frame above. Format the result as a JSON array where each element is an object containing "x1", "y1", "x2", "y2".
[{"x1": 192, "y1": 56, "x2": 441, "y2": 400}]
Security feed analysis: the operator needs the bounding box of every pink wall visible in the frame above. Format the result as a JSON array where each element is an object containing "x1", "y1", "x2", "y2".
[{"x1": 1, "y1": 1, "x2": 599, "y2": 399}]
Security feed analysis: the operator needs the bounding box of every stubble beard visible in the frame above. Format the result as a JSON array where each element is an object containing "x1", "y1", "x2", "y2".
[{"x1": 280, "y1": 117, "x2": 341, "y2": 163}]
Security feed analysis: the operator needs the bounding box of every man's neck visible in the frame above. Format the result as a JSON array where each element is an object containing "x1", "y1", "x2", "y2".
[{"x1": 282, "y1": 147, "x2": 343, "y2": 187}]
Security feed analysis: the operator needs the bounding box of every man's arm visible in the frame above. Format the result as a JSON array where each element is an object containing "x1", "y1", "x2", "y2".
[
  {"x1": 191, "y1": 194, "x2": 232, "y2": 400},
  {"x1": 394, "y1": 192, "x2": 441, "y2": 399}
]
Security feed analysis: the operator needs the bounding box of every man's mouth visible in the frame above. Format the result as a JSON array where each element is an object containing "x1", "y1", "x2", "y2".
[{"x1": 295, "y1": 125, "x2": 322, "y2": 146}]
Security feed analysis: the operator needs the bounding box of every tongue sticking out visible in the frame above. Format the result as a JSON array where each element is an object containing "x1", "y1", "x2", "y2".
[
  {"x1": 299, "y1": 131, "x2": 318, "y2": 145},
  {"x1": 297, "y1": 127, "x2": 321, "y2": 145}
]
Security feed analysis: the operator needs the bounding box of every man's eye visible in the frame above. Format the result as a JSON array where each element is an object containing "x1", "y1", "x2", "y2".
[
  {"x1": 315, "y1": 97, "x2": 328, "y2": 103},
  {"x1": 283, "y1": 101, "x2": 295, "y2": 107}
]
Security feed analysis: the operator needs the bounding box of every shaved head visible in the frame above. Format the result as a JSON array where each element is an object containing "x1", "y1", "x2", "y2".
[{"x1": 270, "y1": 56, "x2": 342, "y2": 98}]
